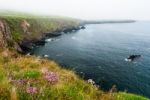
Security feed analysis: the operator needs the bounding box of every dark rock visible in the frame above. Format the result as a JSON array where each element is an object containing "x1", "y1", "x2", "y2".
[
  {"x1": 126, "y1": 55, "x2": 141, "y2": 61},
  {"x1": 45, "y1": 33, "x2": 62, "y2": 37},
  {"x1": 80, "y1": 26, "x2": 86, "y2": 29},
  {"x1": 34, "y1": 40, "x2": 47, "y2": 46}
]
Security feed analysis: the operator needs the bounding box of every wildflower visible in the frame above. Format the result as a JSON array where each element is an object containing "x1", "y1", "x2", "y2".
[
  {"x1": 44, "y1": 71, "x2": 59, "y2": 84},
  {"x1": 26, "y1": 87, "x2": 38, "y2": 94},
  {"x1": 12, "y1": 79, "x2": 27, "y2": 85},
  {"x1": 87, "y1": 79, "x2": 95, "y2": 85}
]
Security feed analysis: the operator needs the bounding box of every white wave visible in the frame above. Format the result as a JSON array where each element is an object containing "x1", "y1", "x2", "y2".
[
  {"x1": 71, "y1": 36, "x2": 77, "y2": 40},
  {"x1": 125, "y1": 58, "x2": 131, "y2": 62},
  {"x1": 45, "y1": 38, "x2": 52, "y2": 42},
  {"x1": 43, "y1": 55, "x2": 49, "y2": 58}
]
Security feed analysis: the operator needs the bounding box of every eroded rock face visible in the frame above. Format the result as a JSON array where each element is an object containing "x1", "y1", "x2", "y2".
[
  {"x1": 0, "y1": 20, "x2": 22, "y2": 52},
  {"x1": 0, "y1": 20, "x2": 12, "y2": 47},
  {"x1": 21, "y1": 20, "x2": 30, "y2": 34}
]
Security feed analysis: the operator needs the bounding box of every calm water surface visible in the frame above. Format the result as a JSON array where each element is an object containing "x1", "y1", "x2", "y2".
[{"x1": 32, "y1": 21, "x2": 150, "y2": 98}]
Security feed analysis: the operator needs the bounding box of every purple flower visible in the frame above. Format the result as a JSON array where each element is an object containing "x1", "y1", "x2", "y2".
[
  {"x1": 26, "y1": 87, "x2": 38, "y2": 94},
  {"x1": 44, "y1": 71, "x2": 59, "y2": 84},
  {"x1": 12, "y1": 79, "x2": 27, "y2": 85}
]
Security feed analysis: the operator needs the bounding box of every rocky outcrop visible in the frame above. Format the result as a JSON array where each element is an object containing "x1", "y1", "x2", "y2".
[
  {"x1": 21, "y1": 20, "x2": 30, "y2": 34},
  {"x1": 0, "y1": 20, "x2": 22, "y2": 51},
  {"x1": 0, "y1": 20, "x2": 11, "y2": 47}
]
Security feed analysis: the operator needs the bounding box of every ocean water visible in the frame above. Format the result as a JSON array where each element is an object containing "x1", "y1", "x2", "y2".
[{"x1": 32, "y1": 21, "x2": 150, "y2": 98}]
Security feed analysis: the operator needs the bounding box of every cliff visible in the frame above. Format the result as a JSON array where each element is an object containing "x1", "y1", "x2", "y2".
[{"x1": 0, "y1": 12, "x2": 81, "y2": 52}]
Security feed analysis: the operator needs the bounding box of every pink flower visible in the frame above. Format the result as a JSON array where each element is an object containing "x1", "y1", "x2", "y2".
[
  {"x1": 12, "y1": 79, "x2": 27, "y2": 85},
  {"x1": 26, "y1": 87, "x2": 38, "y2": 94},
  {"x1": 44, "y1": 71, "x2": 59, "y2": 84}
]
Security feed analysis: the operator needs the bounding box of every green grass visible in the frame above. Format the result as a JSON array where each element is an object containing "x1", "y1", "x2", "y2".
[
  {"x1": 23, "y1": 70, "x2": 41, "y2": 79},
  {"x1": 114, "y1": 92, "x2": 149, "y2": 100}
]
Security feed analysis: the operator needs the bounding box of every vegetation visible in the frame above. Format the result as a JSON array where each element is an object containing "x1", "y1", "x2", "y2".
[{"x1": 0, "y1": 50, "x2": 148, "y2": 100}]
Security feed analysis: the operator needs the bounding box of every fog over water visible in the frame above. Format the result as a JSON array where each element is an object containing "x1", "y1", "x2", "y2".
[{"x1": 0, "y1": 0, "x2": 150, "y2": 20}]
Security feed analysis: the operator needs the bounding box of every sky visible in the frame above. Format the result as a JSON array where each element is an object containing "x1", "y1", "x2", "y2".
[{"x1": 0, "y1": 0, "x2": 150, "y2": 20}]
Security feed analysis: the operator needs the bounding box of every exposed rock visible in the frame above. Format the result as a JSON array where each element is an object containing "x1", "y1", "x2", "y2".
[
  {"x1": 21, "y1": 20, "x2": 30, "y2": 34},
  {"x1": 0, "y1": 20, "x2": 22, "y2": 52},
  {"x1": 34, "y1": 39, "x2": 47, "y2": 46},
  {"x1": 80, "y1": 26, "x2": 86, "y2": 29},
  {"x1": 125, "y1": 55, "x2": 141, "y2": 62},
  {"x1": 0, "y1": 20, "x2": 11, "y2": 47},
  {"x1": 45, "y1": 32, "x2": 61, "y2": 37}
]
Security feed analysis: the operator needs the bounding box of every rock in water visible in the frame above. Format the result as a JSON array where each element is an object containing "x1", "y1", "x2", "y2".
[
  {"x1": 80, "y1": 26, "x2": 86, "y2": 29},
  {"x1": 125, "y1": 55, "x2": 141, "y2": 62}
]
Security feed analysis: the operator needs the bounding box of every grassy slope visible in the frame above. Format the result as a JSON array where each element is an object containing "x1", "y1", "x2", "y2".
[
  {"x1": 0, "y1": 50, "x2": 148, "y2": 100},
  {"x1": 0, "y1": 50, "x2": 101, "y2": 100},
  {"x1": 0, "y1": 11, "x2": 149, "y2": 100}
]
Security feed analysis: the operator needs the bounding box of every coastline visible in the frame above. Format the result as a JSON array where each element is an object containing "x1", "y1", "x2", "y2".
[
  {"x1": 0, "y1": 14, "x2": 85, "y2": 53},
  {"x1": 0, "y1": 11, "x2": 149, "y2": 99}
]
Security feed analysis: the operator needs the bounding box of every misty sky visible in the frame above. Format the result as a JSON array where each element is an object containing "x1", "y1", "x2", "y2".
[{"x1": 0, "y1": 0, "x2": 150, "y2": 20}]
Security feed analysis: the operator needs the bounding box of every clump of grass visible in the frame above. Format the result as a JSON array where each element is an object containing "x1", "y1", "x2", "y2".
[
  {"x1": 0, "y1": 68, "x2": 5, "y2": 82},
  {"x1": 0, "y1": 86, "x2": 11, "y2": 100},
  {"x1": 0, "y1": 56, "x2": 9, "y2": 64},
  {"x1": 114, "y1": 92, "x2": 148, "y2": 100},
  {"x1": 23, "y1": 70, "x2": 41, "y2": 79}
]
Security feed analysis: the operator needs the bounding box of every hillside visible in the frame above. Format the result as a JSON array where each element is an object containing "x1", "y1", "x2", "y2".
[{"x1": 0, "y1": 11, "x2": 149, "y2": 100}]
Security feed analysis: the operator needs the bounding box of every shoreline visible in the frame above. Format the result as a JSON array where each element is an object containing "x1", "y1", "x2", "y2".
[{"x1": 20, "y1": 25, "x2": 86, "y2": 53}]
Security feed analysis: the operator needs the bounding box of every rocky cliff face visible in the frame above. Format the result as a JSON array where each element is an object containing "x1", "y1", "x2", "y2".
[
  {"x1": 0, "y1": 20, "x2": 11, "y2": 47},
  {"x1": 0, "y1": 20, "x2": 21, "y2": 51}
]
